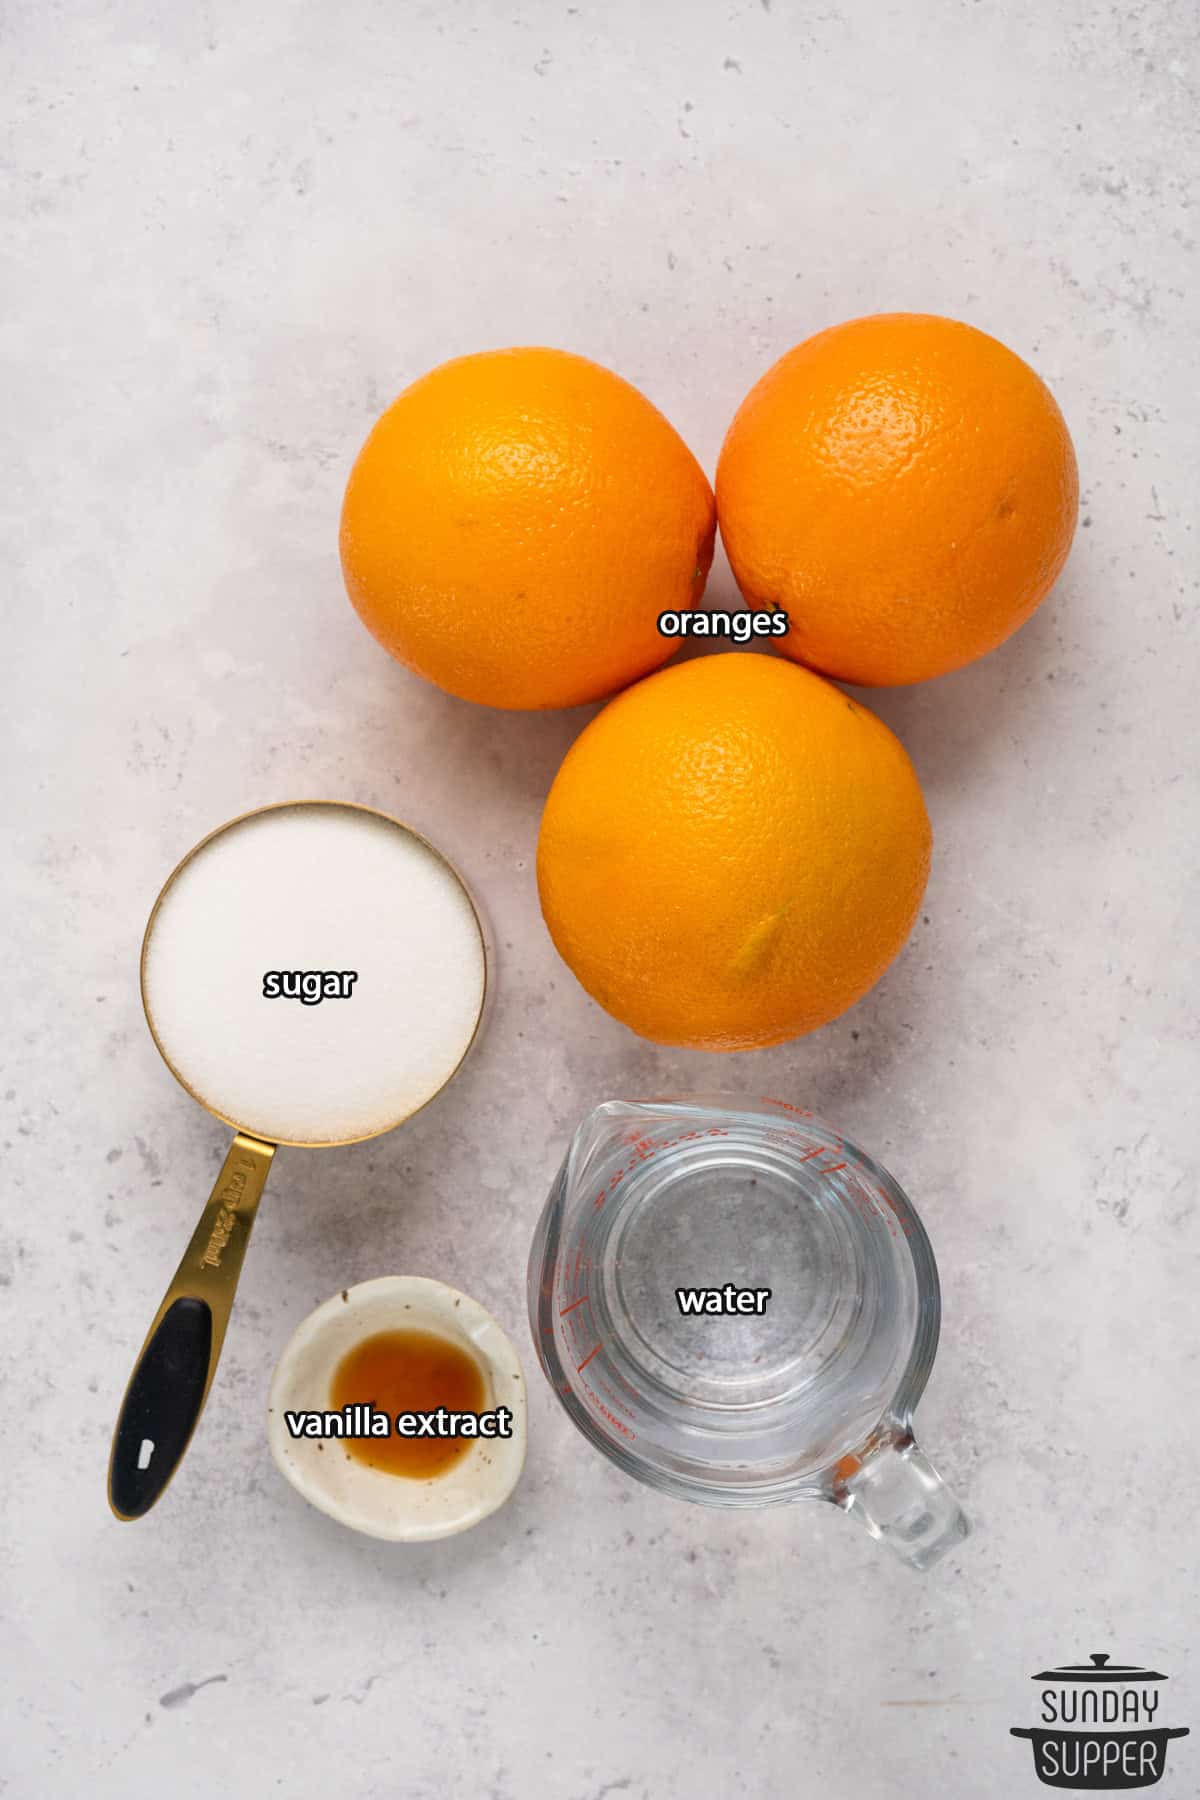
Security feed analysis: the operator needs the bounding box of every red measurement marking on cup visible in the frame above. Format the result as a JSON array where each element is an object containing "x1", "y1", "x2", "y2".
[
  {"x1": 873, "y1": 1181, "x2": 911, "y2": 1237},
  {"x1": 578, "y1": 1378, "x2": 636, "y2": 1440},
  {"x1": 559, "y1": 1295, "x2": 588, "y2": 1316},
  {"x1": 576, "y1": 1343, "x2": 602, "y2": 1372},
  {"x1": 822, "y1": 1161, "x2": 847, "y2": 1174}
]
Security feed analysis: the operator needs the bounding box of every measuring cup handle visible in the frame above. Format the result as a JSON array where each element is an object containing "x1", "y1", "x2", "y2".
[
  {"x1": 834, "y1": 1430, "x2": 969, "y2": 1572},
  {"x1": 107, "y1": 1134, "x2": 274, "y2": 1520}
]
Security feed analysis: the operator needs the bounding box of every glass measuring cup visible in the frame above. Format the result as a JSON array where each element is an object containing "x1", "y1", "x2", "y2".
[{"x1": 528, "y1": 1098, "x2": 968, "y2": 1571}]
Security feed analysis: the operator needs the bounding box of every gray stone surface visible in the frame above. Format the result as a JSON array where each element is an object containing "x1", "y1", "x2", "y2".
[{"x1": 3, "y1": 2, "x2": 1197, "y2": 1795}]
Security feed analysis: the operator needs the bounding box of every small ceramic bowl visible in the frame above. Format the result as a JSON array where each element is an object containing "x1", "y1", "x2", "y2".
[{"x1": 267, "y1": 1275, "x2": 527, "y2": 1541}]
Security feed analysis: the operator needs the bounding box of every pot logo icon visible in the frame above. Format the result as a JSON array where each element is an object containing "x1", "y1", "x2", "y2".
[{"x1": 1011, "y1": 1652, "x2": 1189, "y2": 1789}]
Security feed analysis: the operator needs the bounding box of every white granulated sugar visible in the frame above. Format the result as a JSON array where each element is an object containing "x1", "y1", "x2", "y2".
[{"x1": 142, "y1": 805, "x2": 486, "y2": 1145}]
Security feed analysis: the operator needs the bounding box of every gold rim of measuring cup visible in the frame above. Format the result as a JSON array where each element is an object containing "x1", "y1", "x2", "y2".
[{"x1": 138, "y1": 797, "x2": 491, "y2": 1147}]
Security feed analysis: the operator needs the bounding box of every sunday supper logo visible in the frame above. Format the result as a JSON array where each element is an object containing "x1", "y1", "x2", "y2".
[{"x1": 1010, "y1": 1652, "x2": 1189, "y2": 1790}]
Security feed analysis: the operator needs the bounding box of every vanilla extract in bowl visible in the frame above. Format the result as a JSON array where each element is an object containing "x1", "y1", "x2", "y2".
[
  {"x1": 330, "y1": 1328, "x2": 487, "y2": 1479},
  {"x1": 268, "y1": 1277, "x2": 528, "y2": 1542}
]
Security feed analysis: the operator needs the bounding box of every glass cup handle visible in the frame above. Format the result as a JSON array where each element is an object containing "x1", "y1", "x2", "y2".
[{"x1": 835, "y1": 1430, "x2": 969, "y2": 1572}]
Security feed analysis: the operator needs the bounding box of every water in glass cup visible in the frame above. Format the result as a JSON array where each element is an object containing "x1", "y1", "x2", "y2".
[{"x1": 528, "y1": 1097, "x2": 968, "y2": 1571}]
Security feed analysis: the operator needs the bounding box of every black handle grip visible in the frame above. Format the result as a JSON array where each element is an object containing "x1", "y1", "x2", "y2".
[
  {"x1": 107, "y1": 1133, "x2": 273, "y2": 1520},
  {"x1": 109, "y1": 1298, "x2": 214, "y2": 1519}
]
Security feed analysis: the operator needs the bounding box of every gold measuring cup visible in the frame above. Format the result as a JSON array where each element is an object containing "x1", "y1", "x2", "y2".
[{"x1": 107, "y1": 801, "x2": 488, "y2": 1522}]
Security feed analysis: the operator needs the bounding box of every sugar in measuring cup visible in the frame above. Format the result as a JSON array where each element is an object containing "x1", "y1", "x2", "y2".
[
  {"x1": 528, "y1": 1097, "x2": 968, "y2": 1571},
  {"x1": 108, "y1": 801, "x2": 487, "y2": 1521}
]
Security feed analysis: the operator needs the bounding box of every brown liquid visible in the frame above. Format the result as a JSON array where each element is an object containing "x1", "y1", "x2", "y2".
[{"x1": 329, "y1": 1328, "x2": 487, "y2": 1479}]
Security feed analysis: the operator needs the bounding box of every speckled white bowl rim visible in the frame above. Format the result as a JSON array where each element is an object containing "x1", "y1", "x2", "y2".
[{"x1": 267, "y1": 1275, "x2": 527, "y2": 1541}]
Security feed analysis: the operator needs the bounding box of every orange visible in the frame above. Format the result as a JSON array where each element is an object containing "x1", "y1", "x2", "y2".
[
  {"x1": 339, "y1": 347, "x2": 715, "y2": 709},
  {"x1": 537, "y1": 653, "x2": 931, "y2": 1050},
  {"x1": 716, "y1": 313, "x2": 1078, "y2": 686}
]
